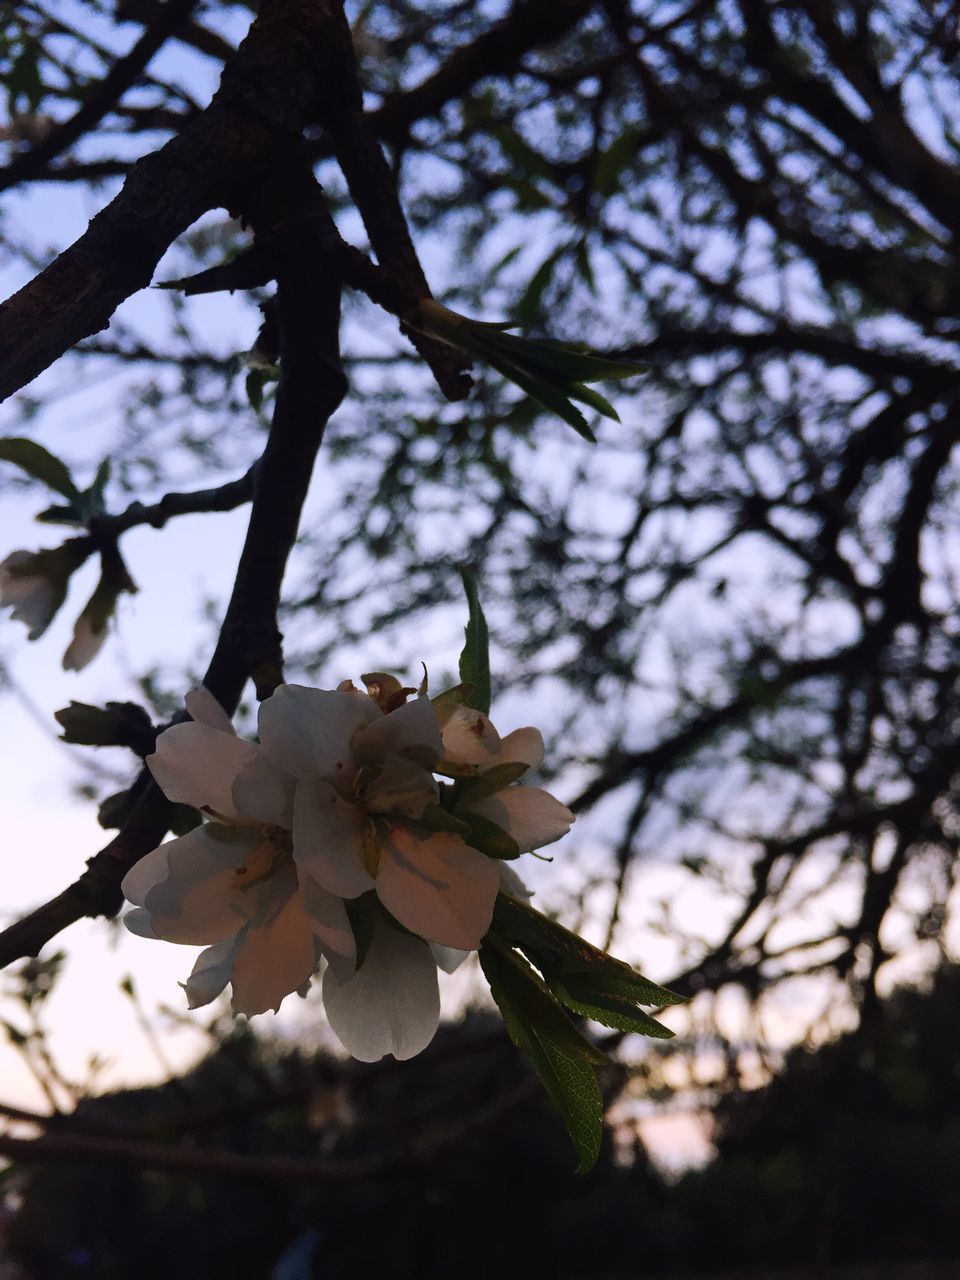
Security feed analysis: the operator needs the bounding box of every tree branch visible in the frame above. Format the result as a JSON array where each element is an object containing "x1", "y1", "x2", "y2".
[
  {"x1": 88, "y1": 466, "x2": 258, "y2": 539},
  {"x1": 0, "y1": 1078, "x2": 536, "y2": 1183},
  {"x1": 0, "y1": 0, "x2": 462, "y2": 405},
  {"x1": 0, "y1": 164, "x2": 346, "y2": 968}
]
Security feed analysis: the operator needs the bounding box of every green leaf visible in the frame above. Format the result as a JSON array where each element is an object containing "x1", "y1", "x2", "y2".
[
  {"x1": 547, "y1": 971, "x2": 675, "y2": 1039},
  {"x1": 515, "y1": 242, "x2": 568, "y2": 327},
  {"x1": 0, "y1": 437, "x2": 78, "y2": 500},
  {"x1": 404, "y1": 299, "x2": 640, "y2": 440},
  {"x1": 431, "y1": 682, "x2": 474, "y2": 713},
  {"x1": 417, "y1": 802, "x2": 472, "y2": 837},
  {"x1": 465, "y1": 333, "x2": 596, "y2": 441},
  {"x1": 458, "y1": 761, "x2": 529, "y2": 804},
  {"x1": 473, "y1": 329, "x2": 643, "y2": 385},
  {"x1": 592, "y1": 126, "x2": 644, "y2": 198},
  {"x1": 574, "y1": 238, "x2": 596, "y2": 294},
  {"x1": 62, "y1": 547, "x2": 137, "y2": 672},
  {"x1": 34, "y1": 502, "x2": 84, "y2": 528},
  {"x1": 458, "y1": 570, "x2": 491, "y2": 715},
  {"x1": 568, "y1": 382, "x2": 621, "y2": 422},
  {"x1": 461, "y1": 811, "x2": 521, "y2": 860},
  {"x1": 492, "y1": 893, "x2": 684, "y2": 1009},
  {"x1": 491, "y1": 125, "x2": 556, "y2": 183},
  {"x1": 480, "y1": 943, "x2": 605, "y2": 1172},
  {"x1": 481, "y1": 943, "x2": 608, "y2": 1067},
  {"x1": 80, "y1": 458, "x2": 111, "y2": 517}
]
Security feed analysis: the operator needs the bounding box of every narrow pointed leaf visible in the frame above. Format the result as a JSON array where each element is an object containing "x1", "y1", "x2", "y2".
[
  {"x1": 458, "y1": 571, "x2": 491, "y2": 715},
  {"x1": 0, "y1": 437, "x2": 79, "y2": 500},
  {"x1": 35, "y1": 503, "x2": 83, "y2": 527},
  {"x1": 493, "y1": 893, "x2": 684, "y2": 1008},
  {"x1": 431, "y1": 682, "x2": 474, "y2": 713},
  {"x1": 475, "y1": 344, "x2": 596, "y2": 441},
  {"x1": 480, "y1": 942, "x2": 605, "y2": 1172},
  {"x1": 417, "y1": 802, "x2": 472, "y2": 837},
  {"x1": 462, "y1": 812, "x2": 521, "y2": 860},
  {"x1": 567, "y1": 383, "x2": 621, "y2": 422},
  {"x1": 477, "y1": 330, "x2": 643, "y2": 384},
  {"x1": 458, "y1": 762, "x2": 529, "y2": 804},
  {"x1": 547, "y1": 972, "x2": 675, "y2": 1038}
]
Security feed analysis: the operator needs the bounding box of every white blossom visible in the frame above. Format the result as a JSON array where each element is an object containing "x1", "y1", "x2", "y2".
[
  {"x1": 255, "y1": 683, "x2": 563, "y2": 952},
  {"x1": 122, "y1": 688, "x2": 353, "y2": 1016},
  {"x1": 122, "y1": 678, "x2": 574, "y2": 1061}
]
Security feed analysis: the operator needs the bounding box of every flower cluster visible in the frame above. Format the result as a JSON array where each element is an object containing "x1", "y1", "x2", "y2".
[{"x1": 123, "y1": 677, "x2": 573, "y2": 1062}]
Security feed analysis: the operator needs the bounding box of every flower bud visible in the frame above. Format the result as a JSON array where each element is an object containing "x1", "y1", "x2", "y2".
[{"x1": 0, "y1": 542, "x2": 89, "y2": 640}]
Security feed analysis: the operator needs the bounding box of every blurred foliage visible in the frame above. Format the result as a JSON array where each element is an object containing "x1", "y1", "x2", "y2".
[{"x1": 7, "y1": 966, "x2": 960, "y2": 1276}]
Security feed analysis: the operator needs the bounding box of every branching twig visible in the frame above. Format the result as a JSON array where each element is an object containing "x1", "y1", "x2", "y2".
[{"x1": 88, "y1": 466, "x2": 258, "y2": 539}]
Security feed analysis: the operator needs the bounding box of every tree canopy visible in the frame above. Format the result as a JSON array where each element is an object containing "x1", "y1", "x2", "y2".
[{"x1": 0, "y1": 0, "x2": 958, "y2": 1103}]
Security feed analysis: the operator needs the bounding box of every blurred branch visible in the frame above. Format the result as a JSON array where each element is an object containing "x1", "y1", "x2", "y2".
[
  {"x1": 0, "y1": 0, "x2": 199, "y2": 196},
  {"x1": 371, "y1": 0, "x2": 593, "y2": 145},
  {"x1": 0, "y1": 1078, "x2": 537, "y2": 1183}
]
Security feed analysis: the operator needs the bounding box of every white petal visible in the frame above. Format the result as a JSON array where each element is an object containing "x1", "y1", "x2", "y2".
[
  {"x1": 292, "y1": 779, "x2": 375, "y2": 898},
  {"x1": 430, "y1": 943, "x2": 471, "y2": 973},
  {"x1": 135, "y1": 825, "x2": 260, "y2": 945},
  {"x1": 464, "y1": 787, "x2": 573, "y2": 853},
  {"x1": 232, "y1": 753, "x2": 296, "y2": 828},
  {"x1": 498, "y1": 727, "x2": 544, "y2": 772},
  {"x1": 148, "y1": 722, "x2": 260, "y2": 817},
  {"x1": 229, "y1": 889, "x2": 319, "y2": 1015},
  {"x1": 499, "y1": 863, "x2": 533, "y2": 898},
  {"x1": 361, "y1": 754, "x2": 437, "y2": 819},
  {"x1": 121, "y1": 844, "x2": 172, "y2": 907},
  {"x1": 182, "y1": 937, "x2": 240, "y2": 1009},
  {"x1": 258, "y1": 684, "x2": 378, "y2": 780},
  {"x1": 376, "y1": 827, "x2": 499, "y2": 949},
  {"x1": 322, "y1": 919, "x2": 439, "y2": 1061},
  {"x1": 121, "y1": 907, "x2": 157, "y2": 939},
  {"x1": 303, "y1": 877, "x2": 356, "y2": 963},
  {"x1": 61, "y1": 614, "x2": 105, "y2": 672},
  {"x1": 185, "y1": 687, "x2": 235, "y2": 734},
  {"x1": 352, "y1": 696, "x2": 441, "y2": 768},
  {"x1": 438, "y1": 704, "x2": 502, "y2": 770}
]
